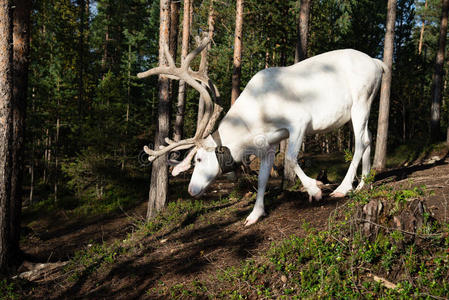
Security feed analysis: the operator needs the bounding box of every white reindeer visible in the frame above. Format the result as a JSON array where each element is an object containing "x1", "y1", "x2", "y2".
[{"x1": 139, "y1": 38, "x2": 387, "y2": 226}]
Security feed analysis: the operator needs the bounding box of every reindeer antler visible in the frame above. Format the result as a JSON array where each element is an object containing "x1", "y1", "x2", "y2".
[{"x1": 138, "y1": 37, "x2": 222, "y2": 170}]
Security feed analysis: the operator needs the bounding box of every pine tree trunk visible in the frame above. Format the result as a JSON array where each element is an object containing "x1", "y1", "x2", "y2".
[
  {"x1": 447, "y1": 127, "x2": 449, "y2": 146},
  {"x1": 77, "y1": 0, "x2": 88, "y2": 127},
  {"x1": 173, "y1": 0, "x2": 191, "y2": 142},
  {"x1": 197, "y1": 0, "x2": 215, "y2": 128},
  {"x1": 123, "y1": 43, "x2": 132, "y2": 170},
  {"x1": 0, "y1": 0, "x2": 13, "y2": 274},
  {"x1": 231, "y1": 0, "x2": 244, "y2": 105},
  {"x1": 169, "y1": 1, "x2": 179, "y2": 59},
  {"x1": 169, "y1": 0, "x2": 179, "y2": 107},
  {"x1": 54, "y1": 89, "x2": 60, "y2": 204},
  {"x1": 284, "y1": 0, "x2": 312, "y2": 187},
  {"x1": 418, "y1": 0, "x2": 428, "y2": 55},
  {"x1": 29, "y1": 163, "x2": 34, "y2": 204},
  {"x1": 9, "y1": 0, "x2": 31, "y2": 262},
  {"x1": 373, "y1": 0, "x2": 397, "y2": 172},
  {"x1": 147, "y1": 0, "x2": 171, "y2": 220},
  {"x1": 430, "y1": 0, "x2": 449, "y2": 141},
  {"x1": 101, "y1": 3, "x2": 110, "y2": 78},
  {"x1": 295, "y1": 0, "x2": 311, "y2": 63}
]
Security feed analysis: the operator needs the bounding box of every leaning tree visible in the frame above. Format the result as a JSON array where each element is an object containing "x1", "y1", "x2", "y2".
[{"x1": 0, "y1": 0, "x2": 14, "y2": 274}]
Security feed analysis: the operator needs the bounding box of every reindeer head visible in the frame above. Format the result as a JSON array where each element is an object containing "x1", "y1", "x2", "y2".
[
  {"x1": 138, "y1": 37, "x2": 226, "y2": 197},
  {"x1": 186, "y1": 142, "x2": 220, "y2": 196}
]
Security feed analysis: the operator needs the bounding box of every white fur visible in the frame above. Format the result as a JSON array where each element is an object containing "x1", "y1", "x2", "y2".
[{"x1": 187, "y1": 49, "x2": 386, "y2": 225}]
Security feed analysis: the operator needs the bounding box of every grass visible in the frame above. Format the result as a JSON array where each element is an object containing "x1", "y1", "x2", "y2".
[
  {"x1": 52, "y1": 191, "x2": 239, "y2": 287},
  {"x1": 0, "y1": 279, "x2": 19, "y2": 300},
  {"x1": 14, "y1": 142, "x2": 449, "y2": 298},
  {"x1": 162, "y1": 185, "x2": 449, "y2": 299},
  {"x1": 14, "y1": 182, "x2": 449, "y2": 298},
  {"x1": 386, "y1": 141, "x2": 449, "y2": 168}
]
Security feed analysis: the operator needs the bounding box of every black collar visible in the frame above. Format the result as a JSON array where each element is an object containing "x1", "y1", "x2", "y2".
[{"x1": 211, "y1": 131, "x2": 237, "y2": 174}]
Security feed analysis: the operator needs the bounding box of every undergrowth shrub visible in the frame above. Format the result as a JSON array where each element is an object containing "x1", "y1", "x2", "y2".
[{"x1": 165, "y1": 184, "x2": 449, "y2": 299}]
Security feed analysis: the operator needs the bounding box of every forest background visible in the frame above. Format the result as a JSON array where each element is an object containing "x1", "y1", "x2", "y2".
[
  {"x1": 25, "y1": 0, "x2": 448, "y2": 214},
  {"x1": 0, "y1": 0, "x2": 449, "y2": 297}
]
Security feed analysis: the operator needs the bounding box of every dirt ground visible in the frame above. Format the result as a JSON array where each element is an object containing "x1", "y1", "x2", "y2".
[{"x1": 17, "y1": 154, "x2": 449, "y2": 299}]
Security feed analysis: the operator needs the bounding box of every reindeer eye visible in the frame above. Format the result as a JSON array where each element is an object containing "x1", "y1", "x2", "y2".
[{"x1": 197, "y1": 158, "x2": 202, "y2": 163}]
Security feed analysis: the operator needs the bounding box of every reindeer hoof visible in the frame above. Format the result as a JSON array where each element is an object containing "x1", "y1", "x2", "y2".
[
  {"x1": 330, "y1": 191, "x2": 346, "y2": 198},
  {"x1": 309, "y1": 189, "x2": 322, "y2": 202},
  {"x1": 244, "y1": 210, "x2": 266, "y2": 226},
  {"x1": 314, "y1": 189, "x2": 322, "y2": 201}
]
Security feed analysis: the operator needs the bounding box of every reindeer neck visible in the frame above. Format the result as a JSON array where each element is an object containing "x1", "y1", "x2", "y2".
[{"x1": 216, "y1": 107, "x2": 253, "y2": 163}]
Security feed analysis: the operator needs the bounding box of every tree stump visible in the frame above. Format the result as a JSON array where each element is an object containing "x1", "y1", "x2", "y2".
[
  {"x1": 360, "y1": 199, "x2": 383, "y2": 237},
  {"x1": 359, "y1": 198, "x2": 431, "y2": 245}
]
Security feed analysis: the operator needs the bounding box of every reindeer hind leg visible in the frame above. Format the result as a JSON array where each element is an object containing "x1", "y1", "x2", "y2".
[
  {"x1": 331, "y1": 103, "x2": 370, "y2": 197},
  {"x1": 285, "y1": 128, "x2": 322, "y2": 202}
]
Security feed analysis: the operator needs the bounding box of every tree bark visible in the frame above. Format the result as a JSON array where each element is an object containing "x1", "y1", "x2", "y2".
[
  {"x1": 430, "y1": 0, "x2": 449, "y2": 141},
  {"x1": 447, "y1": 126, "x2": 449, "y2": 146},
  {"x1": 295, "y1": 0, "x2": 311, "y2": 63},
  {"x1": 101, "y1": 2, "x2": 110, "y2": 78},
  {"x1": 418, "y1": 0, "x2": 428, "y2": 55},
  {"x1": 169, "y1": 0, "x2": 179, "y2": 107},
  {"x1": 77, "y1": 0, "x2": 88, "y2": 126},
  {"x1": 373, "y1": 0, "x2": 397, "y2": 172},
  {"x1": 197, "y1": 0, "x2": 215, "y2": 128},
  {"x1": 9, "y1": 0, "x2": 31, "y2": 263},
  {"x1": 231, "y1": 0, "x2": 243, "y2": 105},
  {"x1": 284, "y1": 0, "x2": 312, "y2": 186},
  {"x1": 169, "y1": 1, "x2": 179, "y2": 59},
  {"x1": 0, "y1": 0, "x2": 13, "y2": 274},
  {"x1": 147, "y1": 0, "x2": 171, "y2": 220},
  {"x1": 173, "y1": 0, "x2": 191, "y2": 142}
]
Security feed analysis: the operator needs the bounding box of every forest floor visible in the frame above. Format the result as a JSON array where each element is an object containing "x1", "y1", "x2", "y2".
[{"x1": 11, "y1": 147, "x2": 449, "y2": 299}]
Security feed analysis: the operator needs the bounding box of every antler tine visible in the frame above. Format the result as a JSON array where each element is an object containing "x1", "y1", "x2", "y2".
[
  {"x1": 137, "y1": 44, "x2": 176, "y2": 80},
  {"x1": 203, "y1": 103, "x2": 223, "y2": 138},
  {"x1": 162, "y1": 43, "x2": 176, "y2": 68},
  {"x1": 138, "y1": 36, "x2": 219, "y2": 164},
  {"x1": 183, "y1": 37, "x2": 211, "y2": 70},
  {"x1": 143, "y1": 138, "x2": 196, "y2": 161},
  {"x1": 137, "y1": 66, "x2": 179, "y2": 80}
]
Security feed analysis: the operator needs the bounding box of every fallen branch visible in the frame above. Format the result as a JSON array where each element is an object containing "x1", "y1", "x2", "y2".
[
  {"x1": 12, "y1": 261, "x2": 69, "y2": 282},
  {"x1": 367, "y1": 273, "x2": 398, "y2": 290}
]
